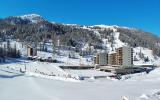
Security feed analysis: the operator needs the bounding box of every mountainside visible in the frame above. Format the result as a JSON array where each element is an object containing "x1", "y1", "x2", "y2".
[
  {"x1": 3, "y1": 14, "x2": 44, "y2": 25},
  {"x1": 0, "y1": 14, "x2": 160, "y2": 58}
]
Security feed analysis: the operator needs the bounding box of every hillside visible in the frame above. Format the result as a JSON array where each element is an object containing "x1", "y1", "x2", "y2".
[{"x1": 0, "y1": 14, "x2": 160, "y2": 62}]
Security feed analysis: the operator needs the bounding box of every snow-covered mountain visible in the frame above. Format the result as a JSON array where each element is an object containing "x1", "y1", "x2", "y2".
[
  {"x1": 1, "y1": 14, "x2": 160, "y2": 100},
  {"x1": 18, "y1": 14, "x2": 45, "y2": 23},
  {"x1": 80, "y1": 25, "x2": 160, "y2": 65},
  {"x1": 3, "y1": 14, "x2": 45, "y2": 25},
  {"x1": 0, "y1": 14, "x2": 160, "y2": 65}
]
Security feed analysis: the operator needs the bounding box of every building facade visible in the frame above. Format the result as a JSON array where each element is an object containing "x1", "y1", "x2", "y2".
[
  {"x1": 94, "y1": 53, "x2": 108, "y2": 66},
  {"x1": 108, "y1": 52, "x2": 117, "y2": 65},
  {"x1": 113, "y1": 46, "x2": 133, "y2": 67},
  {"x1": 122, "y1": 46, "x2": 133, "y2": 67},
  {"x1": 94, "y1": 46, "x2": 133, "y2": 68},
  {"x1": 27, "y1": 44, "x2": 37, "y2": 56}
]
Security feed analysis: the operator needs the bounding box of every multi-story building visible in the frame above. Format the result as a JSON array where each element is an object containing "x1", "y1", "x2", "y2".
[
  {"x1": 115, "y1": 47, "x2": 123, "y2": 65},
  {"x1": 114, "y1": 46, "x2": 133, "y2": 67},
  {"x1": 108, "y1": 52, "x2": 117, "y2": 65},
  {"x1": 121, "y1": 46, "x2": 133, "y2": 67},
  {"x1": 94, "y1": 46, "x2": 133, "y2": 68},
  {"x1": 94, "y1": 52, "x2": 108, "y2": 66}
]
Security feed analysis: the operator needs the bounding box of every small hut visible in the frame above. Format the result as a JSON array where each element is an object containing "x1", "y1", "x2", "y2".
[{"x1": 27, "y1": 44, "x2": 37, "y2": 56}]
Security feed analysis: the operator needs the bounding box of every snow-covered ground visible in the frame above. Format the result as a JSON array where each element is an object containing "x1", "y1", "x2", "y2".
[
  {"x1": 0, "y1": 57, "x2": 105, "y2": 82},
  {"x1": 0, "y1": 56, "x2": 160, "y2": 99},
  {"x1": 65, "y1": 69, "x2": 114, "y2": 78},
  {"x1": 0, "y1": 66, "x2": 160, "y2": 100},
  {"x1": 1, "y1": 54, "x2": 160, "y2": 100},
  {"x1": 0, "y1": 25, "x2": 160, "y2": 100},
  {"x1": 133, "y1": 47, "x2": 160, "y2": 66}
]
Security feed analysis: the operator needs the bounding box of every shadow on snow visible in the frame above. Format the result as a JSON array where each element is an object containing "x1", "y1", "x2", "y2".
[{"x1": 0, "y1": 69, "x2": 24, "y2": 79}]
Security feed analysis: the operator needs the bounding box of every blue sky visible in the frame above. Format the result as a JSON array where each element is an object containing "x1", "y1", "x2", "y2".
[{"x1": 0, "y1": 0, "x2": 159, "y2": 36}]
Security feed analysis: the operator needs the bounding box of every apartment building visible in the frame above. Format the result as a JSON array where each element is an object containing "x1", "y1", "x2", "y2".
[
  {"x1": 94, "y1": 46, "x2": 133, "y2": 67},
  {"x1": 121, "y1": 46, "x2": 133, "y2": 67},
  {"x1": 108, "y1": 52, "x2": 117, "y2": 65},
  {"x1": 94, "y1": 46, "x2": 133, "y2": 68},
  {"x1": 94, "y1": 52, "x2": 108, "y2": 66},
  {"x1": 114, "y1": 46, "x2": 133, "y2": 67}
]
